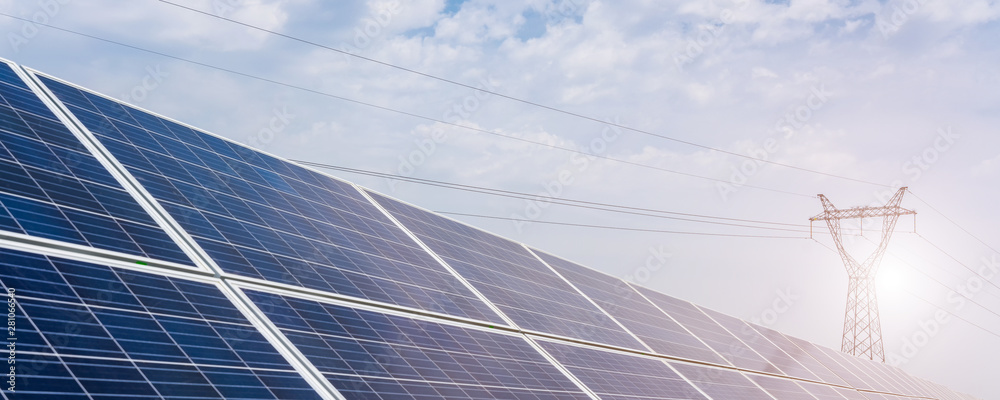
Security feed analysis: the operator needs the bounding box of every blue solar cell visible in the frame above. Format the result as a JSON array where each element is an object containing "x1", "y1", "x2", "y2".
[
  {"x1": 36, "y1": 73, "x2": 504, "y2": 325},
  {"x1": 0, "y1": 62, "x2": 191, "y2": 265},
  {"x1": 0, "y1": 247, "x2": 322, "y2": 399},
  {"x1": 537, "y1": 339, "x2": 707, "y2": 400},
  {"x1": 632, "y1": 284, "x2": 782, "y2": 373},
  {"x1": 534, "y1": 249, "x2": 730, "y2": 365},
  {"x1": 367, "y1": 190, "x2": 644, "y2": 350},
  {"x1": 244, "y1": 289, "x2": 592, "y2": 400},
  {"x1": 669, "y1": 362, "x2": 775, "y2": 400}
]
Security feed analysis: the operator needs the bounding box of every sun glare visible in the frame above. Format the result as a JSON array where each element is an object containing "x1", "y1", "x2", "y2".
[{"x1": 877, "y1": 261, "x2": 908, "y2": 295}]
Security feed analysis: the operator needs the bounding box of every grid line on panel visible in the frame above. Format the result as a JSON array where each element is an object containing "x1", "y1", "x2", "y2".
[
  {"x1": 0, "y1": 61, "x2": 192, "y2": 267},
  {"x1": 627, "y1": 283, "x2": 747, "y2": 367},
  {"x1": 827, "y1": 349, "x2": 893, "y2": 394},
  {"x1": 366, "y1": 189, "x2": 646, "y2": 351},
  {"x1": 526, "y1": 246, "x2": 659, "y2": 354},
  {"x1": 242, "y1": 288, "x2": 595, "y2": 400},
  {"x1": 798, "y1": 380, "x2": 856, "y2": 400},
  {"x1": 356, "y1": 185, "x2": 519, "y2": 328},
  {"x1": 747, "y1": 373, "x2": 821, "y2": 400},
  {"x1": 747, "y1": 324, "x2": 850, "y2": 387},
  {"x1": 696, "y1": 304, "x2": 824, "y2": 383},
  {"x1": 781, "y1": 333, "x2": 873, "y2": 391},
  {"x1": 0, "y1": 247, "x2": 325, "y2": 399},
  {"x1": 30, "y1": 69, "x2": 505, "y2": 325},
  {"x1": 518, "y1": 336, "x2": 603, "y2": 400},
  {"x1": 531, "y1": 248, "x2": 734, "y2": 367},
  {"x1": 669, "y1": 362, "x2": 778, "y2": 400},
  {"x1": 0, "y1": 230, "x2": 201, "y2": 276},
  {"x1": 534, "y1": 338, "x2": 711, "y2": 400}
]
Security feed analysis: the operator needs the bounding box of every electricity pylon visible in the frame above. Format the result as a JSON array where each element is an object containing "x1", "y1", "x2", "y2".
[{"x1": 810, "y1": 187, "x2": 916, "y2": 362}]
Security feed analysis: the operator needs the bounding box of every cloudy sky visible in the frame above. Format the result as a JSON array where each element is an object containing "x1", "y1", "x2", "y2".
[{"x1": 2, "y1": 0, "x2": 998, "y2": 397}]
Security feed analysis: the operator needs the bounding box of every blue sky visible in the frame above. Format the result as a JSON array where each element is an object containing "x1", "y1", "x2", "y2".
[{"x1": 1, "y1": 0, "x2": 998, "y2": 398}]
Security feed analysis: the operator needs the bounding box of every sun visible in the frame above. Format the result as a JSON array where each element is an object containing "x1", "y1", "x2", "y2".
[{"x1": 876, "y1": 260, "x2": 908, "y2": 295}]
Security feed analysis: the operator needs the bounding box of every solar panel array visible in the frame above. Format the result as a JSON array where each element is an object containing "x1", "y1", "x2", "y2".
[{"x1": 0, "y1": 57, "x2": 981, "y2": 399}]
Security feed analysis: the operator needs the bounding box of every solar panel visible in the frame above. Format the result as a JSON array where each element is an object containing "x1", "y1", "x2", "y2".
[
  {"x1": 696, "y1": 304, "x2": 827, "y2": 382},
  {"x1": 798, "y1": 380, "x2": 854, "y2": 400},
  {"x1": 531, "y1": 249, "x2": 729, "y2": 365},
  {"x1": 745, "y1": 324, "x2": 848, "y2": 386},
  {"x1": 32, "y1": 72, "x2": 504, "y2": 325},
  {"x1": 745, "y1": 373, "x2": 817, "y2": 400},
  {"x1": 815, "y1": 346, "x2": 892, "y2": 393},
  {"x1": 835, "y1": 387, "x2": 873, "y2": 400},
  {"x1": 366, "y1": 190, "x2": 644, "y2": 350},
  {"x1": 631, "y1": 285, "x2": 784, "y2": 374},
  {"x1": 0, "y1": 59, "x2": 975, "y2": 400},
  {"x1": 667, "y1": 363, "x2": 775, "y2": 400},
  {"x1": 780, "y1": 334, "x2": 873, "y2": 390},
  {"x1": 242, "y1": 288, "x2": 592, "y2": 400},
  {"x1": 535, "y1": 338, "x2": 708, "y2": 400},
  {"x1": 865, "y1": 360, "x2": 923, "y2": 397},
  {"x1": 0, "y1": 247, "x2": 323, "y2": 399},
  {"x1": 0, "y1": 61, "x2": 191, "y2": 266},
  {"x1": 884, "y1": 366, "x2": 937, "y2": 399}
]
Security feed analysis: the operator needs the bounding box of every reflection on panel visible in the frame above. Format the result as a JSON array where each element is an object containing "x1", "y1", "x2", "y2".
[
  {"x1": 669, "y1": 363, "x2": 774, "y2": 400},
  {"x1": 244, "y1": 289, "x2": 592, "y2": 400},
  {"x1": 369, "y1": 190, "x2": 643, "y2": 350},
  {"x1": 533, "y1": 249, "x2": 728, "y2": 365},
  {"x1": 36, "y1": 73, "x2": 503, "y2": 324},
  {"x1": 538, "y1": 339, "x2": 707, "y2": 400},
  {"x1": 698, "y1": 305, "x2": 822, "y2": 382},
  {"x1": 747, "y1": 324, "x2": 848, "y2": 386},
  {"x1": 0, "y1": 247, "x2": 321, "y2": 399},
  {"x1": 747, "y1": 373, "x2": 816, "y2": 400},
  {"x1": 0, "y1": 61, "x2": 190, "y2": 265},
  {"x1": 634, "y1": 286, "x2": 782, "y2": 374}
]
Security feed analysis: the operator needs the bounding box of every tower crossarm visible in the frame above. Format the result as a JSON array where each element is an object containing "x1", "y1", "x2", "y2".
[{"x1": 809, "y1": 205, "x2": 916, "y2": 221}]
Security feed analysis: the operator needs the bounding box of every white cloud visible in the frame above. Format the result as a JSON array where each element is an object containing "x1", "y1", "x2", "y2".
[
  {"x1": 972, "y1": 153, "x2": 1000, "y2": 176},
  {"x1": 752, "y1": 67, "x2": 779, "y2": 79}
]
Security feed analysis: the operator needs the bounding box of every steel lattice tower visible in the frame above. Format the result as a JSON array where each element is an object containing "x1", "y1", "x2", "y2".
[{"x1": 810, "y1": 187, "x2": 915, "y2": 362}]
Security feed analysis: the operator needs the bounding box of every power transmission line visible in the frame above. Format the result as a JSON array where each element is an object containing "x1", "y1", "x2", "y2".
[
  {"x1": 813, "y1": 238, "x2": 1000, "y2": 333},
  {"x1": 438, "y1": 212, "x2": 811, "y2": 239},
  {"x1": 908, "y1": 190, "x2": 1000, "y2": 255},
  {"x1": 0, "y1": 12, "x2": 817, "y2": 199},
  {"x1": 860, "y1": 237, "x2": 1000, "y2": 320},
  {"x1": 295, "y1": 160, "x2": 813, "y2": 231},
  {"x1": 157, "y1": 0, "x2": 892, "y2": 189},
  {"x1": 900, "y1": 286, "x2": 1000, "y2": 342},
  {"x1": 302, "y1": 161, "x2": 909, "y2": 238},
  {"x1": 916, "y1": 233, "x2": 1000, "y2": 294}
]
